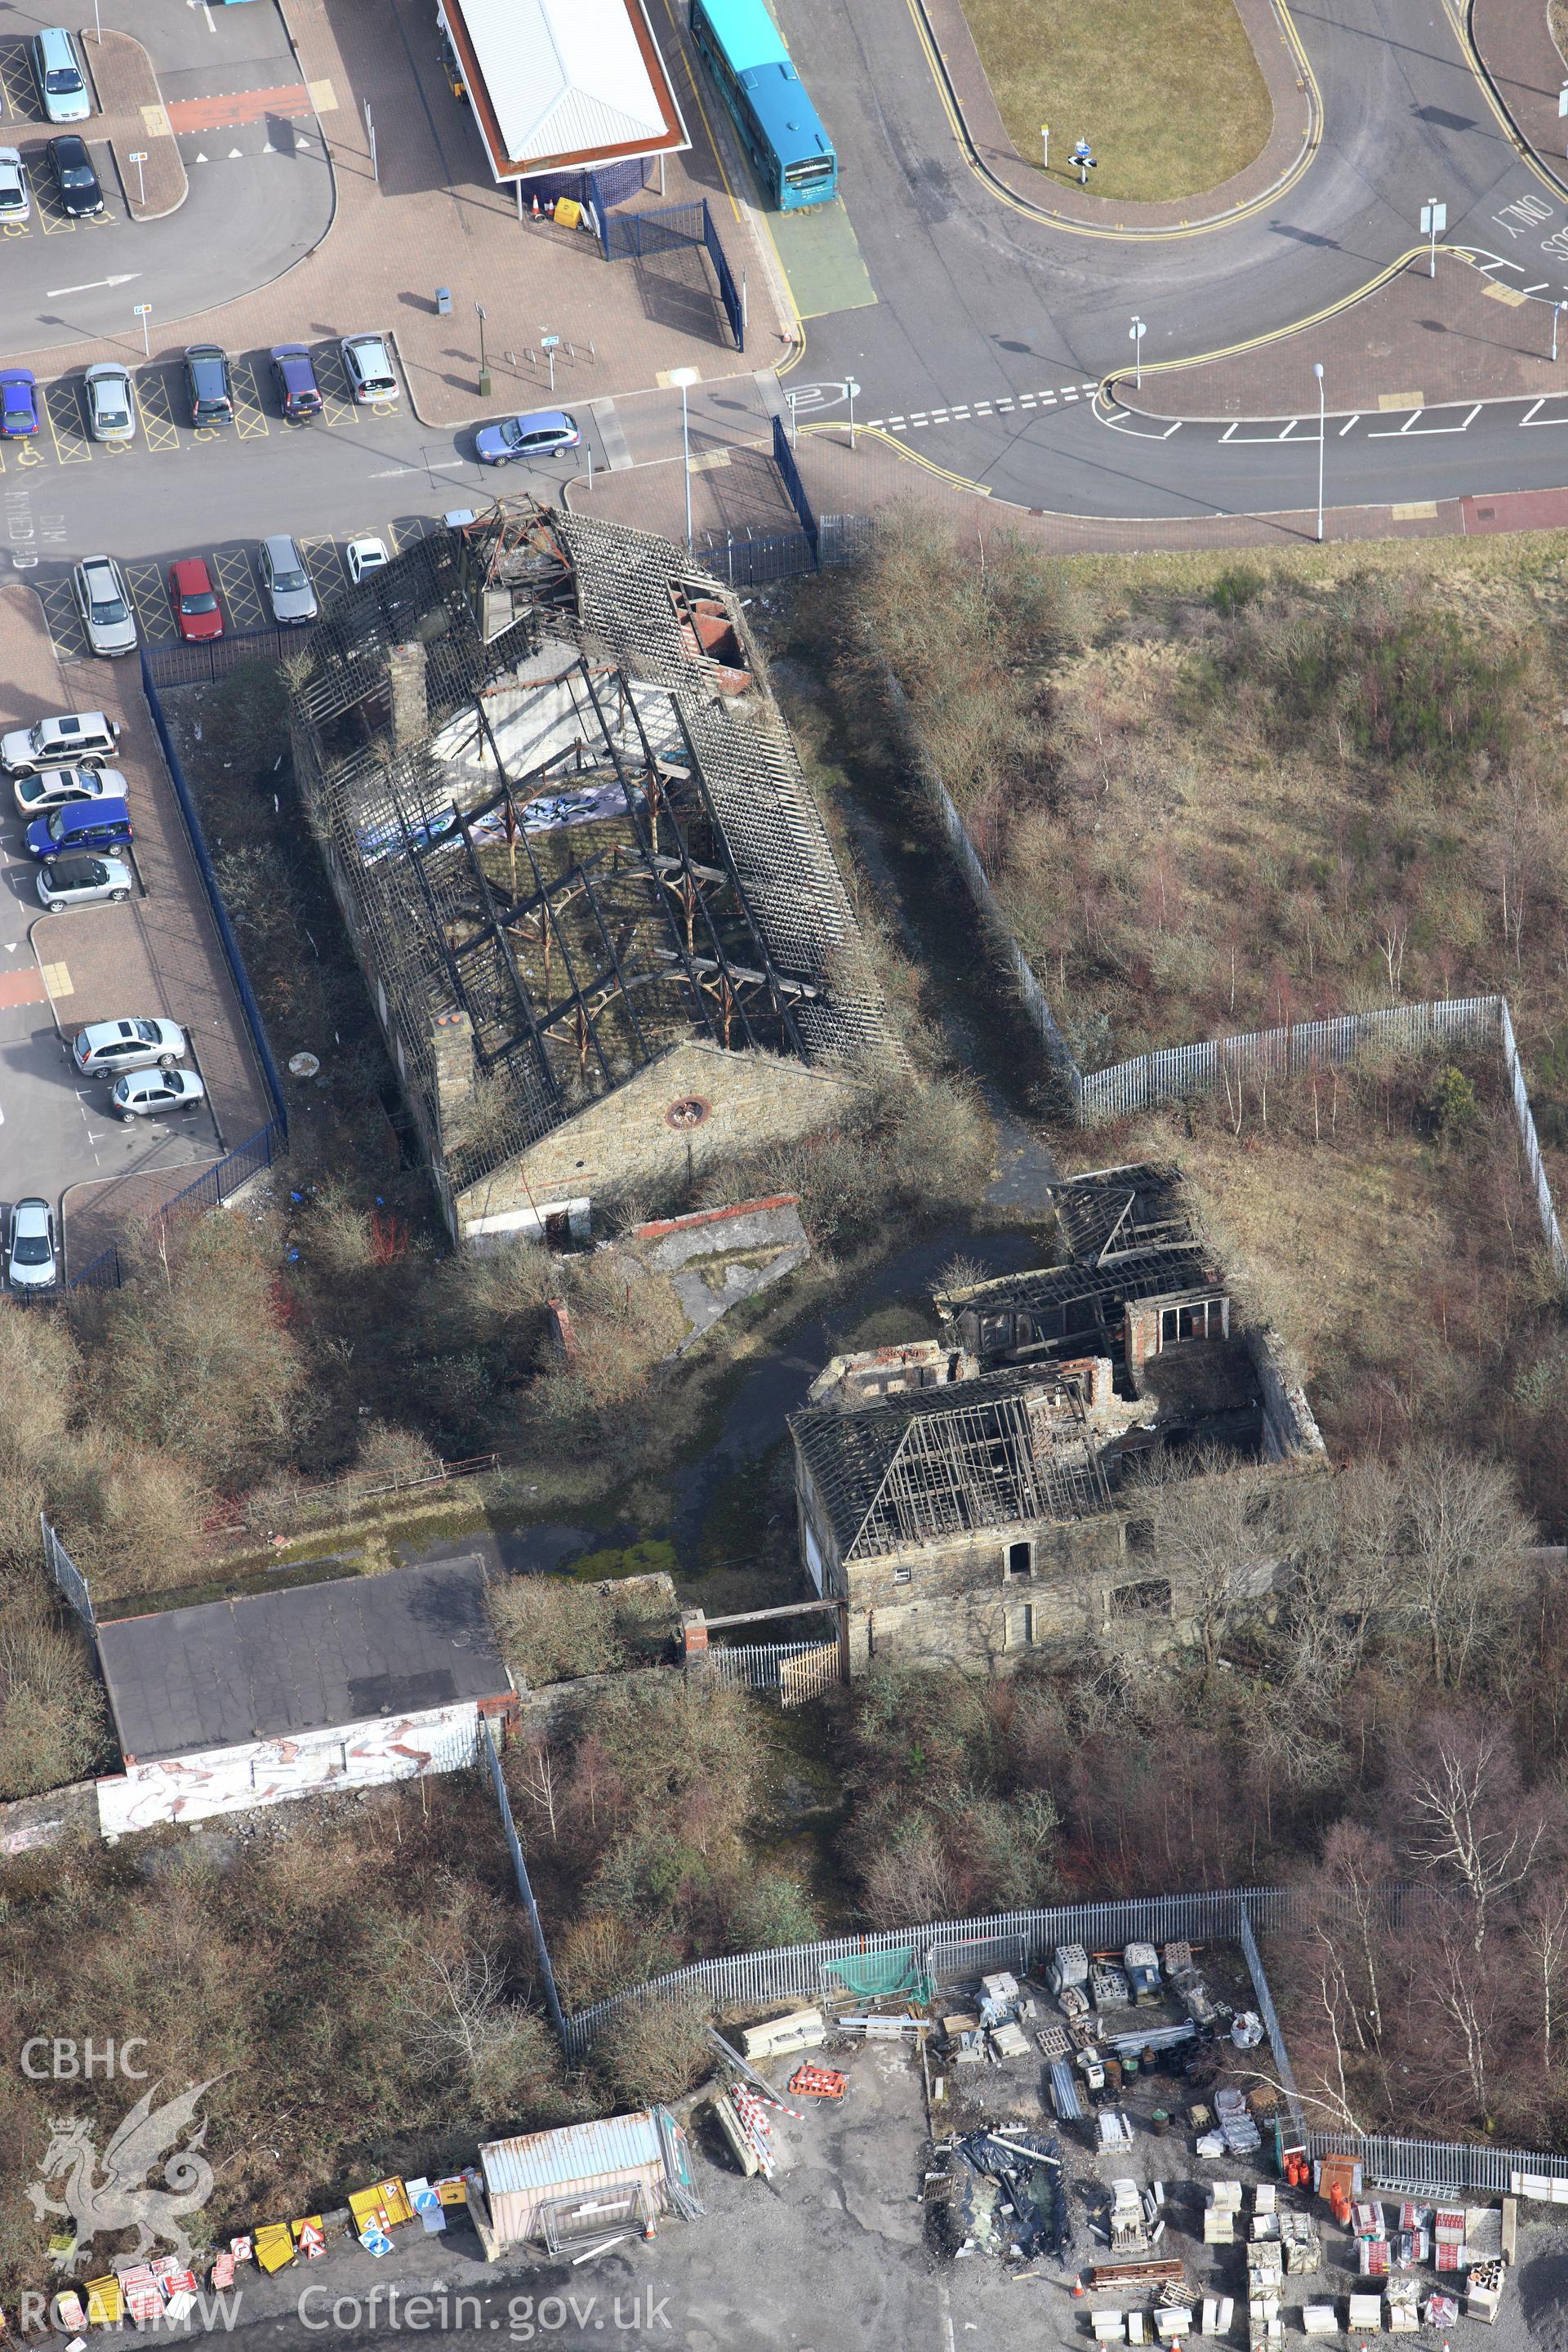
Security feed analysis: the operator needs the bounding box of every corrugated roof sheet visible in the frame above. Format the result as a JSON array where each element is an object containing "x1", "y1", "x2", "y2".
[
  {"x1": 482, "y1": 2111, "x2": 662, "y2": 2196},
  {"x1": 452, "y1": 0, "x2": 666, "y2": 164}
]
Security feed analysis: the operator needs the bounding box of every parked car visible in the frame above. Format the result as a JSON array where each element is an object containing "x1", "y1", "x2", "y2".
[
  {"x1": 73, "y1": 555, "x2": 137, "y2": 657},
  {"x1": 2, "y1": 710, "x2": 120, "y2": 776},
  {"x1": 46, "y1": 134, "x2": 102, "y2": 216},
  {"x1": 182, "y1": 344, "x2": 234, "y2": 425},
  {"x1": 29, "y1": 28, "x2": 90, "y2": 124},
  {"x1": 112, "y1": 1067, "x2": 206, "y2": 1123},
  {"x1": 475, "y1": 408, "x2": 581, "y2": 466},
  {"x1": 83, "y1": 361, "x2": 134, "y2": 443},
  {"x1": 345, "y1": 537, "x2": 389, "y2": 585},
  {"x1": 7, "y1": 1197, "x2": 58, "y2": 1291},
  {"x1": 0, "y1": 148, "x2": 31, "y2": 225},
  {"x1": 270, "y1": 343, "x2": 323, "y2": 419},
  {"x1": 36, "y1": 852, "x2": 131, "y2": 912},
  {"x1": 339, "y1": 332, "x2": 398, "y2": 403},
  {"x1": 168, "y1": 557, "x2": 223, "y2": 643},
  {"x1": 0, "y1": 370, "x2": 38, "y2": 438},
  {"x1": 73, "y1": 1017, "x2": 187, "y2": 1077},
  {"x1": 258, "y1": 534, "x2": 318, "y2": 625},
  {"x1": 25, "y1": 795, "x2": 132, "y2": 861},
  {"x1": 13, "y1": 764, "x2": 122, "y2": 819}
]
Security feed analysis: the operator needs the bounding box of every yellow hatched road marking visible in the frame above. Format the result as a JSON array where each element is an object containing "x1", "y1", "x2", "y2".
[
  {"x1": 211, "y1": 546, "x2": 265, "y2": 631},
  {"x1": 313, "y1": 341, "x2": 355, "y2": 425},
  {"x1": 0, "y1": 46, "x2": 38, "y2": 120},
  {"x1": 134, "y1": 368, "x2": 180, "y2": 452},
  {"x1": 38, "y1": 577, "x2": 87, "y2": 659},
  {"x1": 299, "y1": 534, "x2": 345, "y2": 596},
  {"x1": 233, "y1": 360, "x2": 270, "y2": 441},
  {"x1": 388, "y1": 516, "x2": 435, "y2": 554},
  {"x1": 38, "y1": 185, "x2": 77, "y2": 234},
  {"x1": 125, "y1": 559, "x2": 179, "y2": 644},
  {"x1": 43, "y1": 381, "x2": 91, "y2": 464}
]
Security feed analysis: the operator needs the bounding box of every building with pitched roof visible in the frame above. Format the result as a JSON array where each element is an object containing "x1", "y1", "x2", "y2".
[{"x1": 436, "y1": 0, "x2": 688, "y2": 186}]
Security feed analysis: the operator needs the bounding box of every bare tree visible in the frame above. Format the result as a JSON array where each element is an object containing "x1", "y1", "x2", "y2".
[
  {"x1": 516, "y1": 1735, "x2": 561, "y2": 1844},
  {"x1": 1409, "y1": 1730, "x2": 1546, "y2": 1954},
  {"x1": 1138, "y1": 1445, "x2": 1276, "y2": 1679},
  {"x1": 1520, "y1": 1874, "x2": 1568, "y2": 2074},
  {"x1": 1399, "y1": 1443, "x2": 1533, "y2": 1689}
]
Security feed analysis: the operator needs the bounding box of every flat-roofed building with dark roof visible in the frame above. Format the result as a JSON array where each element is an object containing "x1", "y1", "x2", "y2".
[{"x1": 94, "y1": 1557, "x2": 514, "y2": 1836}]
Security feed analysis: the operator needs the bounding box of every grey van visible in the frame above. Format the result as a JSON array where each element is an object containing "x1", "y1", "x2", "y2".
[{"x1": 30, "y1": 29, "x2": 90, "y2": 125}]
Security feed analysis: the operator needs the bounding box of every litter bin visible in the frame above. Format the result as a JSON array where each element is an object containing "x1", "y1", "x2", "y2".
[{"x1": 435, "y1": 287, "x2": 452, "y2": 316}]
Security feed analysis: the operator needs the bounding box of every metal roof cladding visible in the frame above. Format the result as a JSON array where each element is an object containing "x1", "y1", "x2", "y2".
[
  {"x1": 482, "y1": 2111, "x2": 664, "y2": 2194},
  {"x1": 439, "y1": 0, "x2": 687, "y2": 175}
]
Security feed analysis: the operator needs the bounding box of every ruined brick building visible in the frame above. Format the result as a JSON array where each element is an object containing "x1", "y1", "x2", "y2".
[
  {"x1": 789, "y1": 1164, "x2": 1324, "y2": 1673},
  {"x1": 287, "y1": 501, "x2": 893, "y2": 1247}
]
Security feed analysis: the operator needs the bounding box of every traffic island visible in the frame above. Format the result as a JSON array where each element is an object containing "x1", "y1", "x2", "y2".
[{"x1": 76, "y1": 26, "x2": 188, "y2": 222}]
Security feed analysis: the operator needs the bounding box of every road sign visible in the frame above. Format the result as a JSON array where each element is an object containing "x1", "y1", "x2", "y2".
[
  {"x1": 132, "y1": 303, "x2": 151, "y2": 315},
  {"x1": 1559, "y1": 80, "x2": 1568, "y2": 117},
  {"x1": 128, "y1": 149, "x2": 147, "y2": 163},
  {"x1": 1419, "y1": 203, "x2": 1446, "y2": 234},
  {"x1": 541, "y1": 333, "x2": 560, "y2": 350}
]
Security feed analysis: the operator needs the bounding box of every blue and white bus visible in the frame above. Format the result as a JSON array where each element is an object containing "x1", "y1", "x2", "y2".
[{"x1": 690, "y1": 0, "x2": 837, "y2": 210}]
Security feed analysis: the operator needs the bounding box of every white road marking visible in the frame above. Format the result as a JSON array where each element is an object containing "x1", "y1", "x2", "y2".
[
  {"x1": 371, "y1": 465, "x2": 414, "y2": 477},
  {"x1": 1367, "y1": 403, "x2": 1480, "y2": 436},
  {"x1": 45, "y1": 272, "x2": 139, "y2": 296},
  {"x1": 1338, "y1": 412, "x2": 1362, "y2": 434}
]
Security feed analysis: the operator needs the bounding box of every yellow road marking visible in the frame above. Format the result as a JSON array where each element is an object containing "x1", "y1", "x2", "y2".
[
  {"x1": 38, "y1": 577, "x2": 87, "y2": 658},
  {"x1": 306, "y1": 77, "x2": 337, "y2": 113},
  {"x1": 134, "y1": 368, "x2": 180, "y2": 452},
  {"x1": 43, "y1": 381, "x2": 91, "y2": 464},
  {"x1": 125, "y1": 559, "x2": 179, "y2": 644},
  {"x1": 13, "y1": 440, "x2": 42, "y2": 466},
  {"x1": 1, "y1": 220, "x2": 27, "y2": 238},
  {"x1": 233, "y1": 360, "x2": 270, "y2": 441},
  {"x1": 211, "y1": 547, "x2": 265, "y2": 630},
  {"x1": 38, "y1": 960, "x2": 72, "y2": 999},
  {"x1": 299, "y1": 534, "x2": 346, "y2": 595}
]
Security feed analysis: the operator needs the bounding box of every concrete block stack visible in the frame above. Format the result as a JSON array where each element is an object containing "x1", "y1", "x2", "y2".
[
  {"x1": 1205, "y1": 2181, "x2": 1242, "y2": 2245},
  {"x1": 1246, "y1": 2237, "x2": 1285, "y2": 2347}
]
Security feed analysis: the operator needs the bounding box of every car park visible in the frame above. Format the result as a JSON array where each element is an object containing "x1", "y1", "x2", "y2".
[
  {"x1": 13, "y1": 765, "x2": 122, "y2": 820},
  {"x1": 346, "y1": 537, "x2": 390, "y2": 584},
  {"x1": 0, "y1": 149, "x2": 31, "y2": 225},
  {"x1": 0, "y1": 370, "x2": 38, "y2": 438},
  {"x1": 73, "y1": 1018, "x2": 187, "y2": 1078},
  {"x1": 2, "y1": 711, "x2": 121, "y2": 776},
  {"x1": 72, "y1": 556, "x2": 137, "y2": 657},
  {"x1": 30, "y1": 29, "x2": 90, "y2": 125},
  {"x1": 168, "y1": 558, "x2": 224, "y2": 644},
  {"x1": 258, "y1": 534, "x2": 318, "y2": 624},
  {"x1": 182, "y1": 345, "x2": 234, "y2": 425},
  {"x1": 25, "y1": 796, "x2": 132, "y2": 861},
  {"x1": 340, "y1": 332, "x2": 398, "y2": 403},
  {"x1": 46, "y1": 136, "x2": 103, "y2": 216},
  {"x1": 83, "y1": 362, "x2": 135, "y2": 444},
  {"x1": 111, "y1": 1068, "x2": 206, "y2": 1123},
  {"x1": 7, "y1": 1197, "x2": 58, "y2": 1291},
  {"x1": 270, "y1": 343, "x2": 323, "y2": 419},
  {"x1": 475, "y1": 408, "x2": 581, "y2": 465},
  {"x1": 36, "y1": 852, "x2": 131, "y2": 912}
]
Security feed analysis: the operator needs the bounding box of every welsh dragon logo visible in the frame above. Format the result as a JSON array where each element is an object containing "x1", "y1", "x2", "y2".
[{"x1": 27, "y1": 2078, "x2": 223, "y2": 2265}]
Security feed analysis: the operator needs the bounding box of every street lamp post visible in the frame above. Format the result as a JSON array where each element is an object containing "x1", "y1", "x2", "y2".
[
  {"x1": 1555, "y1": 299, "x2": 1566, "y2": 364},
  {"x1": 847, "y1": 375, "x2": 860, "y2": 449},
  {"x1": 670, "y1": 365, "x2": 700, "y2": 553},
  {"x1": 1129, "y1": 315, "x2": 1146, "y2": 392},
  {"x1": 475, "y1": 302, "x2": 489, "y2": 399},
  {"x1": 128, "y1": 149, "x2": 147, "y2": 208},
  {"x1": 1312, "y1": 361, "x2": 1325, "y2": 543},
  {"x1": 1040, "y1": 122, "x2": 1049, "y2": 170}
]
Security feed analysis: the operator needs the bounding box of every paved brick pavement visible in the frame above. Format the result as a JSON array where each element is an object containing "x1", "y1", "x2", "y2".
[
  {"x1": 915, "y1": 0, "x2": 1312, "y2": 230},
  {"x1": 1116, "y1": 250, "x2": 1568, "y2": 418},
  {"x1": 0, "y1": 586, "x2": 270, "y2": 1274},
  {"x1": 12, "y1": 0, "x2": 791, "y2": 427},
  {"x1": 1472, "y1": 0, "x2": 1568, "y2": 198},
  {"x1": 78, "y1": 28, "x2": 187, "y2": 222}
]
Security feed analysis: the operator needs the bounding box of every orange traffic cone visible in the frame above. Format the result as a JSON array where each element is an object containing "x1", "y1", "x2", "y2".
[
  {"x1": 531, "y1": 189, "x2": 541, "y2": 218},
  {"x1": 1071, "y1": 2278, "x2": 1085, "y2": 2300}
]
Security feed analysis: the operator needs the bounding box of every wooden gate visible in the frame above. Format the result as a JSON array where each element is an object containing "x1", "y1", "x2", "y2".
[{"x1": 779, "y1": 1638, "x2": 840, "y2": 1708}]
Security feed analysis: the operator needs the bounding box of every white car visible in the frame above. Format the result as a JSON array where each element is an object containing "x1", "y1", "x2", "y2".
[
  {"x1": 346, "y1": 537, "x2": 389, "y2": 585},
  {"x1": 83, "y1": 362, "x2": 134, "y2": 445},
  {"x1": 340, "y1": 332, "x2": 398, "y2": 403},
  {"x1": 0, "y1": 147, "x2": 30, "y2": 225},
  {"x1": 73, "y1": 557, "x2": 137, "y2": 657},
  {"x1": 8, "y1": 1196, "x2": 58, "y2": 1290},
  {"x1": 13, "y1": 764, "x2": 123, "y2": 819},
  {"x1": 111, "y1": 1067, "x2": 207, "y2": 1122},
  {"x1": 74, "y1": 1018, "x2": 186, "y2": 1078},
  {"x1": 1, "y1": 710, "x2": 121, "y2": 776}
]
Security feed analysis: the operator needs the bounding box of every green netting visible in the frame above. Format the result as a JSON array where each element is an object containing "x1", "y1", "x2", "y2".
[{"x1": 821, "y1": 1949, "x2": 933, "y2": 2004}]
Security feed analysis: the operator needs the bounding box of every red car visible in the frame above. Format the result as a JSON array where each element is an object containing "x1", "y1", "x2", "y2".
[{"x1": 168, "y1": 557, "x2": 224, "y2": 644}]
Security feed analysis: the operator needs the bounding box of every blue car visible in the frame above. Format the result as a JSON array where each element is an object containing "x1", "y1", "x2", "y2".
[
  {"x1": 0, "y1": 370, "x2": 38, "y2": 438},
  {"x1": 475, "y1": 408, "x2": 580, "y2": 465},
  {"x1": 25, "y1": 795, "x2": 132, "y2": 861}
]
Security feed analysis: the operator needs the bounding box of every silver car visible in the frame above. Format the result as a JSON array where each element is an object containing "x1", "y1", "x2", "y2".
[
  {"x1": 111, "y1": 1067, "x2": 206, "y2": 1122},
  {"x1": 258, "y1": 533, "x2": 318, "y2": 626},
  {"x1": 2, "y1": 710, "x2": 120, "y2": 776},
  {"x1": 0, "y1": 147, "x2": 30, "y2": 225},
  {"x1": 74, "y1": 1017, "x2": 186, "y2": 1078},
  {"x1": 73, "y1": 557, "x2": 137, "y2": 657},
  {"x1": 7, "y1": 1196, "x2": 57, "y2": 1290},
  {"x1": 13, "y1": 764, "x2": 122, "y2": 819},
  {"x1": 83, "y1": 362, "x2": 135, "y2": 445},
  {"x1": 340, "y1": 332, "x2": 398, "y2": 403},
  {"x1": 36, "y1": 852, "x2": 131, "y2": 912}
]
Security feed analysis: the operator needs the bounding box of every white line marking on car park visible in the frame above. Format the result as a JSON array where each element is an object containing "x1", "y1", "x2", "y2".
[
  {"x1": 45, "y1": 272, "x2": 139, "y2": 296},
  {"x1": 1339, "y1": 413, "x2": 1362, "y2": 434}
]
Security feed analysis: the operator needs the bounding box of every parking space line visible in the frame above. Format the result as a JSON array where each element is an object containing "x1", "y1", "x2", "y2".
[
  {"x1": 211, "y1": 546, "x2": 265, "y2": 631},
  {"x1": 389, "y1": 516, "x2": 438, "y2": 554},
  {"x1": 125, "y1": 559, "x2": 180, "y2": 645},
  {"x1": 299, "y1": 533, "x2": 346, "y2": 596},
  {"x1": 313, "y1": 340, "x2": 355, "y2": 426},
  {"x1": 134, "y1": 366, "x2": 181, "y2": 452},
  {"x1": 233, "y1": 359, "x2": 270, "y2": 442},
  {"x1": 0, "y1": 45, "x2": 39, "y2": 122},
  {"x1": 42, "y1": 381, "x2": 91, "y2": 465},
  {"x1": 38, "y1": 577, "x2": 87, "y2": 661}
]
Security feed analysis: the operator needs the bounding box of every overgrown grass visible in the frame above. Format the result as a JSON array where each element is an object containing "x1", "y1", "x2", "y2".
[{"x1": 962, "y1": 0, "x2": 1271, "y2": 202}]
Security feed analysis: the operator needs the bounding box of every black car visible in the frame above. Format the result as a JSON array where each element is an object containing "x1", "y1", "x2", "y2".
[
  {"x1": 46, "y1": 135, "x2": 102, "y2": 216},
  {"x1": 182, "y1": 344, "x2": 234, "y2": 425},
  {"x1": 269, "y1": 343, "x2": 323, "y2": 420}
]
